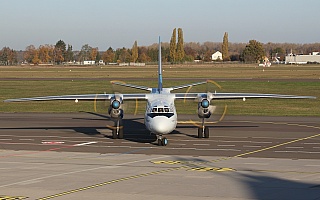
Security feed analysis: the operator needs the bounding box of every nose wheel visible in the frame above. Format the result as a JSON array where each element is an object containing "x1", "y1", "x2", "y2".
[{"x1": 157, "y1": 135, "x2": 168, "y2": 146}]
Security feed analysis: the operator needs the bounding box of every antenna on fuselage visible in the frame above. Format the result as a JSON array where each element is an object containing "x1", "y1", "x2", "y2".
[{"x1": 158, "y1": 36, "x2": 163, "y2": 93}]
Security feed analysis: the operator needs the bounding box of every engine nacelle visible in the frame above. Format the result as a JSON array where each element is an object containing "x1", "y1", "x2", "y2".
[
  {"x1": 198, "y1": 99, "x2": 214, "y2": 118},
  {"x1": 108, "y1": 99, "x2": 123, "y2": 119}
]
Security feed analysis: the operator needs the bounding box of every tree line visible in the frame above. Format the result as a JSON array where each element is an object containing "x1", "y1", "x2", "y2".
[{"x1": 1, "y1": 29, "x2": 320, "y2": 65}]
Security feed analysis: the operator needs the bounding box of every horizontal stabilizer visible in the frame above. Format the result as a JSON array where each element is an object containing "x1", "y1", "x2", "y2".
[{"x1": 111, "y1": 81, "x2": 152, "y2": 92}]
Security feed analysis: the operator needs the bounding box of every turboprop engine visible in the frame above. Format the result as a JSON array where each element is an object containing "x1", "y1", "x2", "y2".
[
  {"x1": 197, "y1": 98, "x2": 216, "y2": 118},
  {"x1": 108, "y1": 97, "x2": 123, "y2": 119}
]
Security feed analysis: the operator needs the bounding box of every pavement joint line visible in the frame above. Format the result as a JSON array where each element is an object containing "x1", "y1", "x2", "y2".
[{"x1": 36, "y1": 167, "x2": 183, "y2": 200}]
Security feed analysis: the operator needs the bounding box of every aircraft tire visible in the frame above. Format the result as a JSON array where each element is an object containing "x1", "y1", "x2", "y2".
[
  {"x1": 118, "y1": 128, "x2": 124, "y2": 139},
  {"x1": 162, "y1": 137, "x2": 168, "y2": 146},
  {"x1": 158, "y1": 139, "x2": 162, "y2": 146},
  {"x1": 198, "y1": 127, "x2": 203, "y2": 138},
  {"x1": 112, "y1": 129, "x2": 117, "y2": 139},
  {"x1": 204, "y1": 126, "x2": 209, "y2": 138}
]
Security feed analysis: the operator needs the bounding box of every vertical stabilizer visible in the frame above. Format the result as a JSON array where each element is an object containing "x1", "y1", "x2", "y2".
[{"x1": 158, "y1": 36, "x2": 163, "y2": 93}]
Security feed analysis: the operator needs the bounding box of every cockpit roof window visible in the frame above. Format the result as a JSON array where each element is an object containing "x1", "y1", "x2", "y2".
[{"x1": 152, "y1": 107, "x2": 172, "y2": 113}]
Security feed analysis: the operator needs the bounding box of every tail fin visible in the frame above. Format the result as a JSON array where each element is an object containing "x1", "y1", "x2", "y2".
[{"x1": 158, "y1": 36, "x2": 163, "y2": 93}]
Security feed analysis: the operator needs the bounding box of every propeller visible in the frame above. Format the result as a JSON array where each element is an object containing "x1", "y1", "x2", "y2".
[
  {"x1": 92, "y1": 80, "x2": 141, "y2": 139},
  {"x1": 183, "y1": 80, "x2": 228, "y2": 138}
]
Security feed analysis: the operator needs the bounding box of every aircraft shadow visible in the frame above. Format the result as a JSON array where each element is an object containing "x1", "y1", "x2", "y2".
[
  {"x1": 0, "y1": 112, "x2": 257, "y2": 144},
  {"x1": 167, "y1": 155, "x2": 320, "y2": 200}
]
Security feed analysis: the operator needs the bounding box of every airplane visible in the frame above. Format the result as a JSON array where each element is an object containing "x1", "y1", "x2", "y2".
[{"x1": 4, "y1": 37, "x2": 316, "y2": 146}]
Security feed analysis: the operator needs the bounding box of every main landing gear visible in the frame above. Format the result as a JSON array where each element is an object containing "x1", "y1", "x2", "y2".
[
  {"x1": 198, "y1": 126, "x2": 209, "y2": 138},
  {"x1": 198, "y1": 118, "x2": 209, "y2": 138},
  {"x1": 157, "y1": 134, "x2": 168, "y2": 146},
  {"x1": 112, "y1": 119, "x2": 124, "y2": 139}
]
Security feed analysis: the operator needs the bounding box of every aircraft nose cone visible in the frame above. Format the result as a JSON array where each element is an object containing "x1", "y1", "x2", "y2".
[{"x1": 151, "y1": 117, "x2": 173, "y2": 134}]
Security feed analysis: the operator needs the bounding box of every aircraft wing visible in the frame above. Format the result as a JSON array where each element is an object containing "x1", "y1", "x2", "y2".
[
  {"x1": 174, "y1": 93, "x2": 316, "y2": 100},
  {"x1": 4, "y1": 93, "x2": 147, "y2": 102}
]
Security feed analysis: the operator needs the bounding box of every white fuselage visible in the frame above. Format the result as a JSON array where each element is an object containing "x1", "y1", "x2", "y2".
[{"x1": 144, "y1": 93, "x2": 177, "y2": 135}]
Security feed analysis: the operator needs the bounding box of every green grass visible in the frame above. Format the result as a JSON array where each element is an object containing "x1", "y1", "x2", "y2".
[{"x1": 0, "y1": 64, "x2": 319, "y2": 116}]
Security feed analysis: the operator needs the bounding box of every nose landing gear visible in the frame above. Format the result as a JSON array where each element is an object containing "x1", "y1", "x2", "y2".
[{"x1": 157, "y1": 134, "x2": 168, "y2": 146}]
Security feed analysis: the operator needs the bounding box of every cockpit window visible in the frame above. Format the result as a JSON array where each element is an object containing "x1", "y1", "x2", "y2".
[{"x1": 151, "y1": 106, "x2": 173, "y2": 113}]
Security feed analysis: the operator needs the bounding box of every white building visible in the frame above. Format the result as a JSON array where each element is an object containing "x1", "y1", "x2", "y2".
[
  {"x1": 83, "y1": 61, "x2": 95, "y2": 65},
  {"x1": 212, "y1": 51, "x2": 223, "y2": 61},
  {"x1": 285, "y1": 52, "x2": 320, "y2": 64}
]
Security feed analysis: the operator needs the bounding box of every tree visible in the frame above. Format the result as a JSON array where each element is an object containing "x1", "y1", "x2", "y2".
[
  {"x1": 176, "y1": 28, "x2": 185, "y2": 63},
  {"x1": 38, "y1": 45, "x2": 53, "y2": 64},
  {"x1": 131, "y1": 41, "x2": 138, "y2": 63},
  {"x1": 241, "y1": 40, "x2": 265, "y2": 63},
  {"x1": 0, "y1": 47, "x2": 17, "y2": 65},
  {"x1": 222, "y1": 32, "x2": 230, "y2": 61},
  {"x1": 169, "y1": 28, "x2": 177, "y2": 63},
  {"x1": 65, "y1": 45, "x2": 74, "y2": 62},
  {"x1": 116, "y1": 47, "x2": 131, "y2": 63},
  {"x1": 90, "y1": 47, "x2": 98, "y2": 61},
  {"x1": 79, "y1": 44, "x2": 92, "y2": 61},
  {"x1": 24, "y1": 45, "x2": 37, "y2": 64},
  {"x1": 54, "y1": 40, "x2": 66, "y2": 64},
  {"x1": 102, "y1": 47, "x2": 115, "y2": 63}
]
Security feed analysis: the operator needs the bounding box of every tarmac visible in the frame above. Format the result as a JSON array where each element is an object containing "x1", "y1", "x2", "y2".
[{"x1": 0, "y1": 113, "x2": 319, "y2": 200}]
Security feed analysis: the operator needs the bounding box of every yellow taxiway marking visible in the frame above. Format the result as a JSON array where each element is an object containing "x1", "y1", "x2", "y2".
[
  {"x1": 0, "y1": 196, "x2": 28, "y2": 200},
  {"x1": 38, "y1": 120, "x2": 320, "y2": 199},
  {"x1": 232, "y1": 121, "x2": 320, "y2": 158},
  {"x1": 188, "y1": 167, "x2": 235, "y2": 172},
  {"x1": 151, "y1": 160, "x2": 186, "y2": 165},
  {"x1": 153, "y1": 120, "x2": 320, "y2": 170},
  {"x1": 36, "y1": 167, "x2": 183, "y2": 200}
]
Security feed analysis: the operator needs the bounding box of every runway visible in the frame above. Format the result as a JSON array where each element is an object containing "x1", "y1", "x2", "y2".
[{"x1": 0, "y1": 113, "x2": 319, "y2": 199}]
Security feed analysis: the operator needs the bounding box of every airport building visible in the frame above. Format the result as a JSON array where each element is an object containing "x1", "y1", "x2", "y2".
[
  {"x1": 285, "y1": 52, "x2": 320, "y2": 64},
  {"x1": 212, "y1": 51, "x2": 223, "y2": 61}
]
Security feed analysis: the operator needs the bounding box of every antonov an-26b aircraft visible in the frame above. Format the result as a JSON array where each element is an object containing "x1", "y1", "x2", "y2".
[{"x1": 4, "y1": 38, "x2": 316, "y2": 146}]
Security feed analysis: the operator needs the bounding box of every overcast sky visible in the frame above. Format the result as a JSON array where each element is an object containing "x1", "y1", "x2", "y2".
[{"x1": 1, "y1": 0, "x2": 319, "y2": 50}]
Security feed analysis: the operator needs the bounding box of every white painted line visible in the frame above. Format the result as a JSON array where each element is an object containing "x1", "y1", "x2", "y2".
[
  {"x1": 170, "y1": 143, "x2": 186, "y2": 146},
  {"x1": 250, "y1": 141, "x2": 272, "y2": 144},
  {"x1": 305, "y1": 143, "x2": 320, "y2": 145},
  {"x1": 305, "y1": 165, "x2": 320, "y2": 167},
  {"x1": 219, "y1": 140, "x2": 251, "y2": 143},
  {"x1": 41, "y1": 141, "x2": 65, "y2": 145},
  {"x1": 285, "y1": 146, "x2": 304, "y2": 149},
  {"x1": 193, "y1": 144, "x2": 210, "y2": 146},
  {"x1": 244, "y1": 163, "x2": 269, "y2": 165},
  {"x1": 74, "y1": 141, "x2": 97, "y2": 146},
  {"x1": 275, "y1": 151, "x2": 320, "y2": 154},
  {"x1": 217, "y1": 145, "x2": 235, "y2": 147},
  {"x1": 196, "y1": 149, "x2": 241, "y2": 151},
  {"x1": 0, "y1": 139, "x2": 12, "y2": 141},
  {"x1": 243, "y1": 145, "x2": 262, "y2": 148}
]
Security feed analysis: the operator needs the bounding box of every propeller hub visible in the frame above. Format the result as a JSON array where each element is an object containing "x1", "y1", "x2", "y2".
[
  {"x1": 201, "y1": 99, "x2": 210, "y2": 108},
  {"x1": 112, "y1": 100, "x2": 121, "y2": 109}
]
